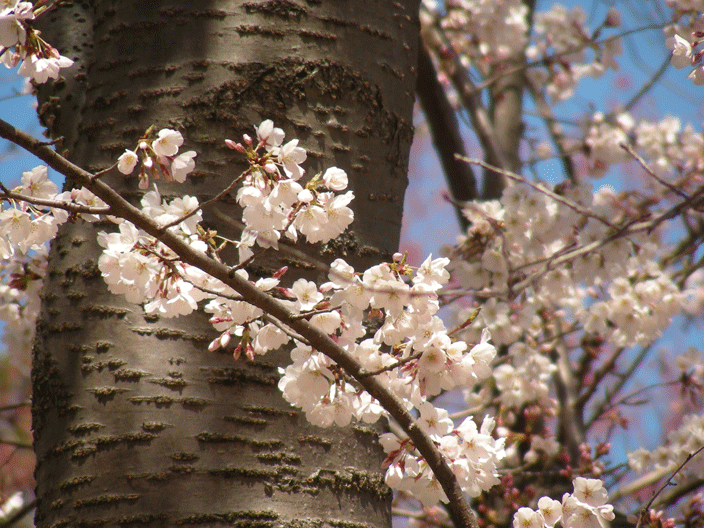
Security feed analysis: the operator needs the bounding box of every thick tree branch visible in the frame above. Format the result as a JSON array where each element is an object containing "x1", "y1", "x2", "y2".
[
  {"x1": 416, "y1": 40, "x2": 476, "y2": 229},
  {"x1": 420, "y1": 9, "x2": 511, "y2": 198},
  {"x1": 0, "y1": 117, "x2": 479, "y2": 528}
]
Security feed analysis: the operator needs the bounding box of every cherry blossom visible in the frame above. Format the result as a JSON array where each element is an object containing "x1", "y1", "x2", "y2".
[{"x1": 152, "y1": 128, "x2": 184, "y2": 157}]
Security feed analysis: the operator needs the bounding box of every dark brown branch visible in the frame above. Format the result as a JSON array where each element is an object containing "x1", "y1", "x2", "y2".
[
  {"x1": 416, "y1": 40, "x2": 476, "y2": 230},
  {"x1": 586, "y1": 344, "x2": 652, "y2": 428},
  {"x1": 420, "y1": 10, "x2": 511, "y2": 198},
  {"x1": 0, "y1": 402, "x2": 30, "y2": 412}
]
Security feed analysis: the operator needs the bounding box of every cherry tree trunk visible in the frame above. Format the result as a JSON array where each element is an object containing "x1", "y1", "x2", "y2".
[{"x1": 32, "y1": 2, "x2": 419, "y2": 526}]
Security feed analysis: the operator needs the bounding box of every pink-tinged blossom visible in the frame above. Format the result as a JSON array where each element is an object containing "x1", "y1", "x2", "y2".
[
  {"x1": 310, "y1": 310, "x2": 342, "y2": 334},
  {"x1": 152, "y1": 128, "x2": 183, "y2": 157},
  {"x1": 118, "y1": 149, "x2": 139, "y2": 175},
  {"x1": 668, "y1": 34, "x2": 693, "y2": 69},
  {"x1": 171, "y1": 150, "x2": 197, "y2": 182},
  {"x1": 326, "y1": 258, "x2": 355, "y2": 288},
  {"x1": 513, "y1": 508, "x2": 545, "y2": 528},
  {"x1": 413, "y1": 254, "x2": 450, "y2": 289},
  {"x1": 256, "y1": 119, "x2": 285, "y2": 151},
  {"x1": 269, "y1": 179, "x2": 303, "y2": 207},
  {"x1": 278, "y1": 139, "x2": 306, "y2": 180},
  {"x1": 20, "y1": 165, "x2": 56, "y2": 199},
  {"x1": 417, "y1": 401, "x2": 453, "y2": 439},
  {"x1": 293, "y1": 204, "x2": 328, "y2": 242},
  {"x1": 0, "y1": 207, "x2": 31, "y2": 245},
  {"x1": 17, "y1": 51, "x2": 74, "y2": 84},
  {"x1": 291, "y1": 278, "x2": 323, "y2": 311},
  {"x1": 687, "y1": 64, "x2": 704, "y2": 85},
  {"x1": 322, "y1": 167, "x2": 348, "y2": 191},
  {"x1": 0, "y1": 1, "x2": 32, "y2": 48},
  {"x1": 538, "y1": 497, "x2": 563, "y2": 527},
  {"x1": 253, "y1": 323, "x2": 289, "y2": 353}
]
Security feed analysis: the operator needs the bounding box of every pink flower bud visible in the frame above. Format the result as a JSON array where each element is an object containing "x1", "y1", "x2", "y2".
[{"x1": 605, "y1": 7, "x2": 621, "y2": 27}]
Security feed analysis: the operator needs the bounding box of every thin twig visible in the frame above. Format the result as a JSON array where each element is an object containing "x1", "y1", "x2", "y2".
[
  {"x1": 456, "y1": 155, "x2": 618, "y2": 229},
  {"x1": 160, "y1": 170, "x2": 246, "y2": 230},
  {"x1": 620, "y1": 143, "x2": 690, "y2": 199},
  {"x1": 635, "y1": 446, "x2": 704, "y2": 528},
  {"x1": 586, "y1": 344, "x2": 652, "y2": 428},
  {"x1": 358, "y1": 351, "x2": 422, "y2": 378},
  {"x1": 0, "y1": 189, "x2": 111, "y2": 215},
  {"x1": 90, "y1": 161, "x2": 118, "y2": 180},
  {"x1": 0, "y1": 438, "x2": 32, "y2": 449},
  {"x1": 0, "y1": 402, "x2": 30, "y2": 412},
  {"x1": 623, "y1": 55, "x2": 670, "y2": 113}
]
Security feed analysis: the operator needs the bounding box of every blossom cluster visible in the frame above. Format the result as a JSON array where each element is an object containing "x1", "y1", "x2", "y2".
[
  {"x1": 665, "y1": 9, "x2": 704, "y2": 85},
  {"x1": 528, "y1": 5, "x2": 622, "y2": 102},
  {"x1": 268, "y1": 254, "x2": 505, "y2": 506},
  {"x1": 0, "y1": 166, "x2": 106, "y2": 367},
  {"x1": 4, "y1": 121, "x2": 506, "y2": 507},
  {"x1": 227, "y1": 120, "x2": 354, "y2": 259},
  {"x1": 0, "y1": 248, "x2": 44, "y2": 373},
  {"x1": 0, "y1": 0, "x2": 74, "y2": 84},
  {"x1": 382, "y1": 411, "x2": 504, "y2": 507},
  {"x1": 426, "y1": 2, "x2": 623, "y2": 103},
  {"x1": 628, "y1": 413, "x2": 704, "y2": 479},
  {"x1": 97, "y1": 189, "x2": 216, "y2": 317},
  {"x1": 117, "y1": 127, "x2": 197, "y2": 189},
  {"x1": 0, "y1": 120, "x2": 509, "y2": 508},
  {"x1": 435, "y1": 0, "x2": 530, "y2": 63},
  {"x1": 579, "y1": 111, "x2": 704, "y2": 180},
  {"x1": 0, "y1": 165, "x2": 107, "y2": 257},
  {"x1": 513, "y1": 478, "x2": 615, "y2": 528},
  {"x1": 449, "y1": 179, "x2": 685, "y2": 415}
]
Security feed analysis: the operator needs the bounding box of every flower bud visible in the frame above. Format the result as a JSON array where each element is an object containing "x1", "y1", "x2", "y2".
[{"x1": 605, "y1": 7, "x2": 621, "y2": 27}]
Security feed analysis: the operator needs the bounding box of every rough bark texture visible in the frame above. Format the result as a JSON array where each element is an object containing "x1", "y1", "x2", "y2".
[{"x1": 32, "y1": 2, "x2": 420, "y2": 527}]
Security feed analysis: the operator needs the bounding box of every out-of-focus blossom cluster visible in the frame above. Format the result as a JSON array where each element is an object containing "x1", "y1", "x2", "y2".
[
  {"x1": 628, "y1": 413, "x2": 704, "y2": 479},
  {"x1": 664, "y1": 5, "x2": 704, "y2": 85},
  {"x1": 0, "y1": 166, "x2": 107, "y2": 367},
  {"x1": 425, "y1": 2, "x2": 623, "y2": 105},
  {"x1": 579, "y1": 111, "x2": 704, "y2": 179},
  {"x1": 0, "y1": 1, "x2": 74, "y2": 84},
  {"x1": 527, "y1": 5, "x2": 622, "y2": 102},
  {"x1": 437, "y1": 0, "x2": 530, "y2": 63}
]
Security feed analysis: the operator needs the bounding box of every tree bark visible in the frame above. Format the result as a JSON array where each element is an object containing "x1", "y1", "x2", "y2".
[{"x1": 32, "y1": 2, "x2": 420, "y2": 527}]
